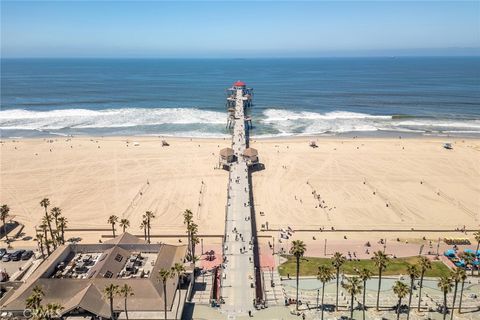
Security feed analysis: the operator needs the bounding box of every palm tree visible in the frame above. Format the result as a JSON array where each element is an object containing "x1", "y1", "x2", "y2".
[
  {"x1": 44, "y1": 303, "x2": 64, "y2": 320},
  {"x1": 35, "y1": 233, "x2": 45, "y2": 258},
  {"x1": 317, "y1": 264, "x2": 334, "y2": 320},
  {"x1": 40, "y1": 198, "x2": 56, "y2": 249},
  {"x1": 406, "y1": 263, "x2": 420, "y2": 320},
  {"x1": 1, "y1": 204, "x2": 10, "y2": 242},
  {"x1": 56, "y1": 216, "x2": 67, "y2": 244},
  {"x1": 183, "y1": 209, "x2": 193, "y2": 225},
  {"x1": 474, "y1": 231, "x2": 480, "y2": 262},
  {"x1": 343, "y1": 276, "x2": 363, "y2": 320},
  {"x1": 372, "y1": 250, "x2": 389, "y2": 311},
  {"x1": 393, "y1": 281, "x2": 409, "y2": 320},
  {"x1": 31, "y1": 305, "x2": 44, "y2": 319},
  {"x1": 50, "y1": 207, "x2": 62, "y2": 230},
  {"x1": 417, "y1": 256, "x2": 432, "y2": 312},
  {"x1": 183, "y1": 209, "x2": 193, "y2": 256},
  {"x1": 108, "y1": 215, "x2": 119, "y2": 238},
  {"x1": 186, "y1": 221, "x2": 199, "y2": 303},
  {"x1": 290, "y1": 240, "x2": 307, "y2": 311},
  {"x1": 331, "y1": 252, "x2": 346, "y2": 311},
  {"x1": 144, "y1": 211, "x2": 155, "y2": 243},
  {"x1": 450, "y1": 268, "x2": 466, "y2": 320},
  {"x1": 25, "y1": 295, "x2": 39, "y2": 311},
  {"x1": 463, "y1": 252, "x2": 475, "y2": 276},
  {"x1": 158, "y1": 268, "x2": 173, "y2": 320},
  {"x1": 50, "y1": 207, "x2": 62, "y2": 243},
  {"x1": 39, "y1": 223, "x2": 51, "y2": 256},
  {"x1": 25, "y1": 285, "x2": 44, "y2": 310},
  {"x1": 103, "y1": 284, "x2": 119, "y2": 320},
  {"x1": 119, "y1": 284, "x2": 134, "y2": 320},
  {"x1": 140, "y1": 219, "x2": 148, "y2": 241},
  {"x1": 191, "y1": 231, "x2": 199, "y2": 261},
  {"x1": 357, "y1": 268, "x2": 372, "y2": 320},
  {"x1": 438, "y1": 274, "x2": 453, "y2": 320},
  {"x1": 187, "y1": 222, "x2": 199, "y2": 261},
  {"x1": 457, "y1": 266, "x2": 468, "y2": 314},
  {"x1": 472, "y1": 231, "x2": 480, "y2": 277},
  {"x1": 119, "y1": 218, "x2": 130, "y2": 233},
  {"x1": 172, "y1": 262, "x2": 186, "y2": 320},
  {"x1": 45, "y1": 239, "x2": 54, "y2": 256}
]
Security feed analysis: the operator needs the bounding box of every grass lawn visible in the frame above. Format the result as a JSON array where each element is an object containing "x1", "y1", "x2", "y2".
[{"x1": 278, "y1": 256, "x2": 451, "y2": 278}]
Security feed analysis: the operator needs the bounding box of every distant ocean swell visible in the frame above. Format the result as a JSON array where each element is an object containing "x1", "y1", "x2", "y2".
[{"x1": 1, "y1": 107, "x2": 479, "y2": 138}]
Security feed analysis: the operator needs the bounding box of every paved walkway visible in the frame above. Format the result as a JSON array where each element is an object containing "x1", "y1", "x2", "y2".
[{"x1": 220, "y1": 88, "x2": 256, "y2": 316}]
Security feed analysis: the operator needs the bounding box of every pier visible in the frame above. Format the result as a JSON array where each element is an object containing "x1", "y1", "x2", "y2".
[{"x1": 220, "y1": 81, "x2": 261, "y2": 317}]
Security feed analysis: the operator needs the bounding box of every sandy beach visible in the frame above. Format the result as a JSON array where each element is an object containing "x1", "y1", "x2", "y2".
[{"x1": 1, "y1": 136, "x2": 479, "y2": 247}]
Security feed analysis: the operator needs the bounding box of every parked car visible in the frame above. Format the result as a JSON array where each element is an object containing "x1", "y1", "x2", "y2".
[
  {"x1": 11, "y1": 250, "x2": 25, "y2": 261},
  {"x1": 10, "y1": 252, "x2": 21, "y2": 261},
  {"x1": 21, "y1": 250, "x2": 34, "y2": 260},
  {"x1": 2, "y1": 253, "x2": 11, "y2": 262},
  {"x1": 0, "y1": 248, "x2": 6, "y2": 258}
]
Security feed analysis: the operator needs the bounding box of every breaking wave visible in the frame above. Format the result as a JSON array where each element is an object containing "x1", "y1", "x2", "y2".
[
  {"x1": 260, "y1": 109, "x2": 480, "y2": 136},
  {"x1": 262, "y1": 110, "x2": 392, "y2": 122},
  {"x1": 0, "y1": 108, "x2": 226, "y2": 130},
  {"x1": 1, "y1": 107, "x2": 479, "y2": 138}
]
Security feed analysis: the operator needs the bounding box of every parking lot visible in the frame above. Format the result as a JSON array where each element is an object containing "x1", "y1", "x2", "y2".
[{"x1": 0, "y1": 247, "x2": 37, "y2": 279}]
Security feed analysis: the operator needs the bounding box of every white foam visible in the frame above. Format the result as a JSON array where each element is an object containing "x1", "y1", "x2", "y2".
[
  {"x1": 1, "y1": 107, "x2": 479, "y2": 138},
  {"x1": 392, "y1": 120, "x2": 480, "y2": 129},
  {"x1": 261, "y1": 109, "x2": 391, "y2": 123},
  {"x1": 259, "y1": 109, "x2": 480, "y2": 135},
  {"x1": 0, "y1": 107, "x2": 226, "y2": 130},
  {"x1": 261, "y1": 109, "x2": 386, "y2": 135}
]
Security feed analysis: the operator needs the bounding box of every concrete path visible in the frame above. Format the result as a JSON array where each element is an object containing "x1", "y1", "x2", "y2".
[{"x1": 221, "y1": 88, "x2": 256, "y2": 317}]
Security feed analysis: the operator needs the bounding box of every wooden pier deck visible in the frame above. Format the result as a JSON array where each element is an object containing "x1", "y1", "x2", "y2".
[{"x1": 220, "y1": 85, "x2": 259, "y2": 317}]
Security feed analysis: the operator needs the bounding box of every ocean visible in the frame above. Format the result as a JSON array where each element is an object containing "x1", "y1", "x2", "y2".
[{"x1": 1, "y1": 57, "x2": 479, "y2": 138}]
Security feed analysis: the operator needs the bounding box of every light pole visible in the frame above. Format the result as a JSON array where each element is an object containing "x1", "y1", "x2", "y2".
[
  {"x1": 436, "y1": 237, "x2": 441, "y2": 258},
  {"x1": 272, "y1": 236, "x2": 275, "y2": 255},
  {"x1": 316, "y1": 288, "x2": 320, "y2": 311}
]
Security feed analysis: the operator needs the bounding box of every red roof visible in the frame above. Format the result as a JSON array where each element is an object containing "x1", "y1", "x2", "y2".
[{"x1": 233, "y1": 80, "x2": 246, "y2": 87}]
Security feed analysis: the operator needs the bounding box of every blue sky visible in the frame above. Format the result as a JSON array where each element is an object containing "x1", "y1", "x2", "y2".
[{"x1": 1, "y1": 1, "x2": 479, "y2": 58}]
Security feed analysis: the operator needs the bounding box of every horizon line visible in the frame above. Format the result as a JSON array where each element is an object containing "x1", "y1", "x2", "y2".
[{"x1": 2, "y1": 55, "x2": 480, "y2": 60}]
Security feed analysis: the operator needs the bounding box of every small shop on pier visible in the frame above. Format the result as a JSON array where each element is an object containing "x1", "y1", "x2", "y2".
[
  {"x1": 243, "y1": 147, "x2": 259, "y2": 166},
  {"x1": 218, "y1": 148, "x2": 235, "y2": 167}
]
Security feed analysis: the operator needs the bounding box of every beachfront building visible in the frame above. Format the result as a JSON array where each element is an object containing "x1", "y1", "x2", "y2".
[
  {"x1": 243, "y1": 147, "x2": 259, "y2": 166},
  {"x1": 219, "y1": 147, "x2": 235, "y2": 168},
  {"x1": 0, "y1": 233, "x2": 187, "y2": 319}
]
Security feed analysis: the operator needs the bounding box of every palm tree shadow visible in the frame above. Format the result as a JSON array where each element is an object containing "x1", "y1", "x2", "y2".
[{"x1": 181, "y1": 302, "x2": 195, "y2": 320}]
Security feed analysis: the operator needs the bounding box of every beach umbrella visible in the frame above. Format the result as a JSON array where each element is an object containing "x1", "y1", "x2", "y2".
[
  {"x1": 444, "y1": 249, "x2": 456, "y2": 257},
  {"x1": 454, "y1": 260, "x2": 466, "y2": 267},
  {"x1": 464, "y1": 249, "x2": 475, "y2": 254}
]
